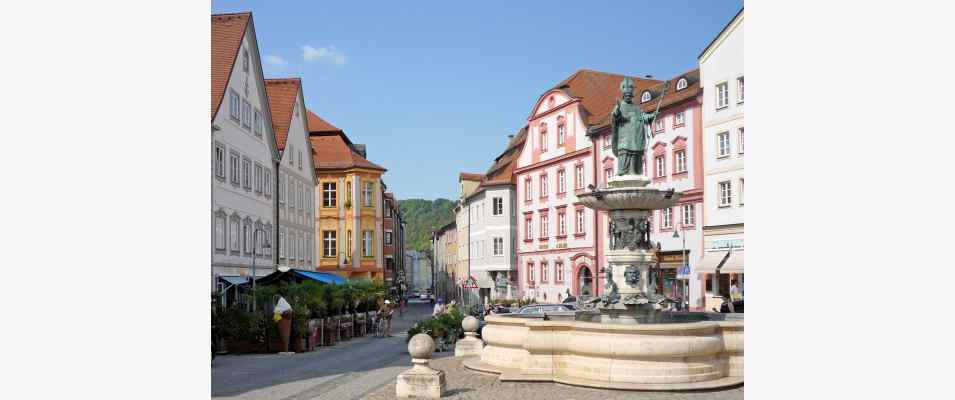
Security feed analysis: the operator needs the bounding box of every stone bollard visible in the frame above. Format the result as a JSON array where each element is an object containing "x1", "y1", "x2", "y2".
[
  {"x1": 396, "y1": 333, "x2": 447, "y2": 399},
  {"x1": 454, "y1": 316, "x2": 484, "y2": 358}
]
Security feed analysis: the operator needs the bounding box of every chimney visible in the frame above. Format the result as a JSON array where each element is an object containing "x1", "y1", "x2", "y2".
[
  {"x1": 645, "y1": 74, "x2": 653, "y2": 78},
  {"x1": 352, "y1": 144, "x2": 367, "y2": 158}
]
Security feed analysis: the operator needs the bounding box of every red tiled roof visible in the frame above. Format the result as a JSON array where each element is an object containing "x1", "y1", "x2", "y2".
[
  {"x1": 546, "y1": 69, "x2": 662, "y2": 127},
  {"x1": 640, "y1": 68, "x2": 702, "y2": 113},
  {"x1": 306, "y1": 109, "x2": 342, "y2": 133},
  {"x1": 482, "y1": 126, "x2": 527, "y2": 186},
  {"x1": 309, "y1": 132, "x2": 386, "y2": 172},
  {"x1": 211, "y1": 12, "x2": 251, "y2": 121},
  {"x1": 459, "y1": 172, "x2": 484, "y2": 182},
  {"x1": 264, "y1": 78, "x2": 301, "y2": 151}
]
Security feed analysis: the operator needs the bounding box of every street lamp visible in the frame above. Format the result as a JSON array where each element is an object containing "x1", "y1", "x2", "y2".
[
  {"x1": 672, "y1": 225, "x2": 687, "y2": 310},
  {"x1": 250, "y1": 228, "x2": 271, "y2": 312}
]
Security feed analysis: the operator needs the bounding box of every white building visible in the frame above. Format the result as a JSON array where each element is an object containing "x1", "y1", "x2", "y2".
[
  {"x1": 211, "y1": 12, "x2": 278, "y2": 290},
  {"x1": 265, "y1": 78, "x2": 317, "y2": 271},
  {"x1": 404, "y1": 250, "x2": 432, "y2": 293},
  {"x1": 698, "y1": 8, "x2": 744, "y2": 310}
]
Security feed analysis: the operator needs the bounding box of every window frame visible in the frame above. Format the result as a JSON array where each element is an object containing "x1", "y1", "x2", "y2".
[
  {"x1": 738, "y1": 127, "x2": 745, "y2": 154},
  {"x1": 655, "y1": 155, "x2": 666, "y2": 178},
  {"x1": 539, "y1": 123, "x2": 548, "y2": 152},
  {"x1": 493, "y1": 237, "x2": 503, "y2": 256},
  {"x1": 362, "y1": 230, "x2": 373, "y2": 258},
  {"x1": 676, "y1": 78, "x2": 688, "y2": 91},
  {"x1": 241, "y1": 99, "x2": 252, "y2": 128},
  {"x1": 675, "y1": 150, "x2": 687, "y2": 173},
  {"x1": 641, "y1": 91, "x2": 651, "y2": 103},
  {"x1": 229, "y1": 90, "x2": 240, "y2": 121},
  {"x1": 654, "y1": 117, "x2": 665, "y2": 133},
  {"x1": 323, "y1": 230, "x2": 337, "y2": 258},
  {"x1": 557, "y1": 211, "x2": 567, "y2": 237},
  {"x1": 717, "y1": 132, "x2": 731, "y2": 158},
  {"x1": 557, "y1": 120, "x2": 566, "y2": 146},
  {"x1": 385, "y1": 231, "x2": 393, "y2": 245},
  {"x1": 539, "y1": 174, "x2": 548, "y2": 198},
  {"x1": 229, "y1": 151, "x2": 240, "y2": 185},
  {"x1": 242, "y1": 48, "x2": 249, "y2": 72},
  {"x1": 555, "y1": 261, "x2": 564, "y2": 283},
  {"x1": 674, "y1": 111, "x2": 686, "y2": 127},
  {"x1": 739, "y1": 178, "x2": 745, "y2": 206},
  {"x1": 492, "y1": 197, "x2": 503, "y2": 216},
  {"x1": 540, "y1": 213, "x2": 549, "y2": 240},
  {"x1": 323, "y1": 182, "x2": 337, "y2": 208},
  {"x1": 264, "y1": 168, "x2": 272, "y2": 197},
  {"x1": 716, "y1": 82, "x2": 729, "y2": 109},
  {"x1": 574, "y1": 164, "x2": 584, "y2": 189},
  {"x1": 662, "y1": 207, "x2": 672, "y2": 229},
  {"x1": 362, "y1": 182, "x2": 374, "y2": 207},
  {"x1": 253, "y1": 109, "x2": 262, "y2": 137},
  {"x1": 524, "y1": 177, "x2": 532, "y2": 201},
  {"x1": 682, "y1": 203, "x2": 695, "y2": 226},
  {"x1": 540, "y1": 261, "x2": 548, "y2": 283},
  {"x1": 575, "y1": 209, "x2": 584, "y2": 235},
  {"x1": 214, "y1": 215, "x2": 226, "y2": 250},
  {"x1": 254, "y1": 163, "x2": 263, "y2": 194},
  {"x1": 242, "y1": 157, "x2": 252, "y2": 190},
  {"x1": 736, "y1": 76, "x2": 744, "y2": 104},
  {"x1": 718, "y1": 181, "x2": 733, "y2": 207},
  {"x1": 214, "y1": 143, "x2": 226, "y2": 179},
  {"x1": 557, "y1": 169, "x2": 566, "y2": 194}
]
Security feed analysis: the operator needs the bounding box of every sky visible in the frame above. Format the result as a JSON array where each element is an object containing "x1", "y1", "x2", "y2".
[{"x1": 212, "y1": 1, "x2": 742, "y2": 200}]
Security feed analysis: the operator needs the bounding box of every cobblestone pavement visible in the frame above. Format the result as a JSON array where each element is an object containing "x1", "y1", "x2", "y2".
[
  {"x1": 365, "y1": 357, "x2": 743, "y2": 400},
  {"x1": 212, "y1": 301, "x2": 437, "y2": 400}
]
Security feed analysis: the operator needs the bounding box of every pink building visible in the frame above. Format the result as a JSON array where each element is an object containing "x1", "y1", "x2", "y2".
[
  {"x1": 592, "y1": 69, "x2": 707, "y2": 310},
  {"x1": 514, "y1": 70, "x2": 660, "y2": 302}
]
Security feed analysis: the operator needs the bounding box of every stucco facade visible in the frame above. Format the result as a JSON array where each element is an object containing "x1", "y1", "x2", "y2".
[
  {"x1": 432, "y1": 221, "x2": 457, "y2": 302},
  {"x1": 211, "y1": 13, "x2": 278, "y2": 290},
  {"x1": 699, "y1": 9, "x2": 745, "y2": 310}
]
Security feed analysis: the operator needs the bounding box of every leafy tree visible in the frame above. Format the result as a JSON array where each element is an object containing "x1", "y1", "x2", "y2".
[{"x1": 398, "y1": 198, "x2": 457, "y2": 252}]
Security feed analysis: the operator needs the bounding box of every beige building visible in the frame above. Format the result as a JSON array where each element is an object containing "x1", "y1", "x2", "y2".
[{"x1": 432, "y1": 221, "x2": 457, "y2": 302}]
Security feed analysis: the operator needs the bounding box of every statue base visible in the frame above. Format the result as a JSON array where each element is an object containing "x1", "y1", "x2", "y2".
[{"x1": 608, "y1": 174, "x2": 651, "y2": 188}]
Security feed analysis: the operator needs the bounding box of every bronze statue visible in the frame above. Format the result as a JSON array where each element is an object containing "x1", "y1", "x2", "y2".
[{"x1": 610, "y1": 77, "x2": 664, "y2": 176}]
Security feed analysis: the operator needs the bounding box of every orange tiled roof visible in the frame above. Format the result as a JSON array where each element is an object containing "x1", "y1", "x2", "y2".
[
  {"x1": 264, "y1": 78, "x2": 301, "y2": 151},
  {"x1": 306, "y1": 109, "x2": 342, "y2": 133},
  {"x1": 482, "y1": 126, "x2": 527, "y2": 186},
  {"x1": 211, "y1": 12, "x2": 251, "y2": 121},
  {"x1": 547, "y1": 69, "x2": 662, "y2": 128},
  {"x1": 459, "y1": 172, "x2": 484, "y2": 182},
  {"x1": 639, "y1": 68, "x2": 702, "y2": 113},
  {"x1": 309, "y1": 132, "x2": 385, "y2": 172}
]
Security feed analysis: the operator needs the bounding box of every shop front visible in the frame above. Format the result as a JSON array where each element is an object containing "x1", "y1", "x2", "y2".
[
  {"x1": 697, "y1": 236, "x2": 744, "y2": 312},
  {"x1": 655, "y1": 251, "x2": 690, "y2": 303}
]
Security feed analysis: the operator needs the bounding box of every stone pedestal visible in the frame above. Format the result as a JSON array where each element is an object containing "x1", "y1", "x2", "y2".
[
  {"x1": 397, "y1": 333, "x2": 446, "y2": 399},
  {"x1": 454, "y1": 316, "x2": 484, "y2": 357}
]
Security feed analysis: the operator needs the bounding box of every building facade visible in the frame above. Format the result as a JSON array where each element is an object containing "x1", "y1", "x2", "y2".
[
  {"x1": 592, "y1": 69, "x2": 706, "y2": 309},
  {"x1": 264, "y1": 78, "x2": 316, "y2": 272},
  {"x1": 382, "y1": 190, "x2": 406, "y2": 293},
  {"x1": 308, "y1": 111, "x2": 387, "y2": 281},
  {"x1": 211, "y1": 12, "x2": 278, "y2": 290},
  {"x1": 432, "y1": 221, "x2": 456, "y2": 302},
  {"x1": 516, "y1": 70, "x2": 661, "y2": 303},
  {"x1": 698, "y1": 9, "x2": 745, "y2": 311},
  {"x1": 454, "y1": 173, "x2": 482, "y2": 299},
  {"x1": 404, "y1": 250, "x2": 433, "y2": 293}
]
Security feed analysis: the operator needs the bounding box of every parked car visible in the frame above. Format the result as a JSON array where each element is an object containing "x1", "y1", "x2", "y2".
[{"x1": 516, "y1": 303, "x2": 578, "y2": 314}]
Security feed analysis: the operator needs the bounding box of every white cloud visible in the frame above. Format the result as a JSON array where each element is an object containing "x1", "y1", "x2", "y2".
[
  {"x1": 264, "y1": 55, "x2": 288, "y2": 69},
  {"x1": 301, "y1": 45, "x2": 347, "y2": 65}
]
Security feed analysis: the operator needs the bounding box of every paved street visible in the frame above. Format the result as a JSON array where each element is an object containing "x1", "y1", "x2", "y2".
[{"x1": 212, "y1": 300, "x2": 441, "y2": 400}]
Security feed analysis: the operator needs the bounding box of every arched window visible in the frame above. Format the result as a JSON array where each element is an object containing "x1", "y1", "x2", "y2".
[
  {"x1": 676, "y1": 78, "x2": 688, "y2": 91},
  {"x1": 640, "y1": 91, "x2": 651, "y2": 103}
]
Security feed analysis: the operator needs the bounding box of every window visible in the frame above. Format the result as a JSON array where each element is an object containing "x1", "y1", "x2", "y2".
[
  {"x1": 717, "y1": 132, "x2": 731, "y2": 157},
  {"x1": 716, "y1": 82, "x2": 729, "y2": 109},
  {"x1": 682, "y1": 204, "x2": 695, "y2": 226},
  {"x1": 347, "y1": 230, "x2": 353, "y2": 257},
  {"x1": 527, "y1": 262, "x2": 535, "y2": 283},
  {"x1": 253, "y1": 109, "x2": 262, "y2": 137},
  {"x1": 676, "y1": 78, "x2": 688, "y2": 90},
  {"x1": 298, "y1": 150, "x2": 302, "y2": 169},
  {"x1": 738, "y1": 127, "x2": 744, "y2": 154},
  {"x1": 214, "y1": 144, "x2": 225, "y2": 179},
  {"x1": 278, "y1": 173, "x2": 285, "y2": 203},
  {"x1": 254, "y1": 164, "x2": 263, "y2": 193},
  {"x1": 524, "y1": 178, "x2": 532, "y2": 201},
  {"x1": 492, "y1": 197, "x2": 503, "y2": 216},
  {"x1": 362, "y1": 230, "x2": 373, "y2": 257},
  {"x1": 229, "y1": 151, "x2": 240, "y2": 185},
  {"x1": 557, "y1": 169, "x2": 566, "y2": 194},
  {"x1": 739, "y1": 178, "x2": 745, "y2": 205},
  {"x1": 265, "y1": 226, "x2": 272, "y2": 256},
  {"x1": 323, "y1": 182, "x2": 337, "y2": 207},
  {"x1": 288, "y1": 178, "x2": 295, "y2": 209},
  {"x1": 524, "y1": 217, "x2": 533, "y2": 240},
  {"x1": 541, "y1": 262, "x2": 548, "y2": 283},
  {"x1": 288, "y1": 146, "x2": 293, "y2": 166},
  {"x1": 737, "y1": 76, "x2": 744, "y2": 103},
  {"x1": 215, "y1": 215, "x2": 225, "y2": 250},
  {"x1": 674, "y1": 111, "x2": 685, "y2": 126},
  {"x1": 229, "y1": 90, "x2": 240, "y2": 121},
  {"x1": 719, "y1": 181, "x2": 733, "y2": 207},
  {"x1": 675, "y1": 150, "x2": 687, "y2": 173},
  {"x1": 603, "y1": 134, "x2": 611, "y2": 149},
  {"x1": 539, "y1": 175, "x2": 547, "y2": 197},
  {"x1": 385, "y1": 231, "x2": 393, "y2": 245},
  {"x1": 289, "y1": 231, "x2": 296, "y2": 261},
  {"x1": 557, "y1": 122, "x2": 566, "y2": 146},
  {"x1": 641, "y1": 91, "x2": 651, "y2": 103},
  {"x1": 493, "y1": 237, "x2": 503, "y2": 256},
  {"x1": 323, "y1": 231, "x2": 337, "y2": 258},
  {"x1": 662, "y1": 208, "x2": 672, "y2": 229},
  {"x1": 264, "y1": 169, "x2": 271, "y2": 197},
  {"x1": 242, "y1": 49, "x2": 249, "y2": 72},
  {"x1": 655, "y1": 118, "x2": 664, "y2": 132},
  {"x1": 362, "y1": 182, "x2": 373, "y2": 207},
  {"x1": 305, "y1": 233, "x2": 310, "y2": 261},
  {"x1": 279, "y1": 230, "x2": 285, "y2": 258},
  {"x1": 655, "y1": 156, "x2": 666, "y2": 178},
  {"x1": 242, "y1": 158, "x2": 252, "y2": 189},
  {"x1": 540, "y1": 123, "x2": 548, "y2": 151},
  {"x1": 574, "y1": 164, "x2": 584, "y2": 189},
  {"x1": 230, "y1": 218, "x2": 240, "y2": 251},
  {"x1": 242, "y1": 222, "x2": 251, "y2": 254},
  {"x1": 555, "y1": 261, "x2": 564, "y2": 282},
  {"x1": 575, "y1": 209, "x2": 584, "y2": 234},
  {"x1": 540, "y1": 214, "x2": 549, "y2": 239},
  {"x1": 557, "y1": 212, "x2": 567, "y2": 236},
  {"x1": 604, "y1": 168, "x2": 613, "y2": 185},
  {"x1": 242, "y1": 99, "x2": 251, "y2": 128}
]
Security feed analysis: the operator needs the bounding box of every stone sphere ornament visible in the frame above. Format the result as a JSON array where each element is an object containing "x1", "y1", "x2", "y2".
[
  {"x1": 462, "y1": 316, "x2": 479, "y2": 333},
  {"x1": 408, "y1": 333, "x2": 435, "y2": 360}
]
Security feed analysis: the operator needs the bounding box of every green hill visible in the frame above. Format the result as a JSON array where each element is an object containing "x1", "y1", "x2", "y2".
[{"x1": 399, "y1": 198, "x2": 457, "y2": 252}]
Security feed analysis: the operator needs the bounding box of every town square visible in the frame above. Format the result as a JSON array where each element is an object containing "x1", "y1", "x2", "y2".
[{"x1": 5, "y1": 1, "x2": 952, "y2": 400}]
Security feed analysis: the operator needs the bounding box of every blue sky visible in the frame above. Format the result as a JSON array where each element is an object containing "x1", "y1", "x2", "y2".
[{"x1": 212, "y1": 1, "x2": 742, "y2": 200}]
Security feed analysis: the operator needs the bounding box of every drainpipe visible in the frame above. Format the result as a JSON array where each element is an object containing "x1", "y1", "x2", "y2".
[{"x1": 590, "y1": 127, "x2": 601, "y2": 298}]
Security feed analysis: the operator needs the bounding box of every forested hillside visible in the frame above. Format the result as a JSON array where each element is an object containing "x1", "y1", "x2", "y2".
[{"x1": 399, "y1": 198, "x2": 457, "y2": 252}]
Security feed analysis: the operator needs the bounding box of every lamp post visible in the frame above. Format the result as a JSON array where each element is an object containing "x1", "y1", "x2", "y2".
[
  {"x1": 672, "y1": 224, "x2": 687, "y2": 310},
  {"x1": 250, "y1": 228, "x2": 271, "y2": 312}
]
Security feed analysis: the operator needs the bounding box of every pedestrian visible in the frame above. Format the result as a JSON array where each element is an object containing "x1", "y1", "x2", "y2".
[
  {"x1": 433, "y1": 298, "x2": 445, "y2": 316},
  {"x1": 446, "y1": 300, "x2": 457, "y2": 314},
  {"x1": 381, "y1": 300, "x2": 394, "y2": 337}
]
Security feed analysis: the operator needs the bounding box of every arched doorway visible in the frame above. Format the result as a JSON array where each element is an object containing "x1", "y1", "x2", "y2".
[{"x1": 577, "y1": 266, "x2": 593, "y2": 297}]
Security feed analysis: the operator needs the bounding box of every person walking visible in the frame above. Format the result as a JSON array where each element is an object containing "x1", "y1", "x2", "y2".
[
  {"x1": 381, "y1": 300, "x2": 395, "y2": 337},
  {"x1": 433, "y1": 298, "x2": 445, "y2": 316}
]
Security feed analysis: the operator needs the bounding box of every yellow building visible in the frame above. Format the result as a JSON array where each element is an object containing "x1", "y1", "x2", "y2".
[{"x1": 307, "y1": 110, "x2": 386, "y2": 281}]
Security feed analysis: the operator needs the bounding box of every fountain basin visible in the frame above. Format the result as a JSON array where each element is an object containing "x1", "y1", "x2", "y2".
[
  {"x1": 577, "y1": 186, "x2": 682, "y2": 211},
  {"x1": 464, "y1": 314, "x2": 743, "y2": 390}
]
